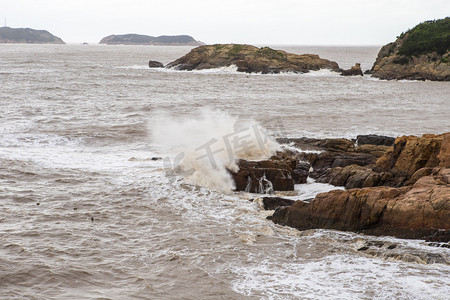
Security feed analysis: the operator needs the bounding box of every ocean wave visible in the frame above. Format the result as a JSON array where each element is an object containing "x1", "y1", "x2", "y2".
[
  {"x1": 150, "y1": 108, "x2": 279, "y2": 193},
  {"x1": 154, "y1": 65, "x2": 343, "y2": 77}
]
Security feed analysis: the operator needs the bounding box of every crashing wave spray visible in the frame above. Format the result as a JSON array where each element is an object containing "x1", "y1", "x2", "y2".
[{"x1": 150, "y1": 109, "x2": 279, "y2": 193}]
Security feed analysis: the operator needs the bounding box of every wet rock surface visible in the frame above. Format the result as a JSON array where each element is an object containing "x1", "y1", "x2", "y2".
[
  {"x1": 259, "y1": 197, "x2": 296, "y2": 210},
  {"x1": 231, "y1": 150, "x2": 311, "y2": 193}
]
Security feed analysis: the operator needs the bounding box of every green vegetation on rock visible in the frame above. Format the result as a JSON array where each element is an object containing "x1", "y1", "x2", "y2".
[
  {"x1": 397, "y1": 17, "x2": 450, "y2": 57},
  {"x1": 256, "y1": 47, "x2": 286, "y2": 60},
  {"x1": 227, "y1": 44, "x2": 243, "y2": 57},
  {"x1": 0, "y1": 27, "x2": 65, "y2": 44}
]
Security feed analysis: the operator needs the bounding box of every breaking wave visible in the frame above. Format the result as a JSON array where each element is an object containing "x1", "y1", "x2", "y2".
[{"x1": 150, "y1": 109, "x2": 279, "y2": 193}]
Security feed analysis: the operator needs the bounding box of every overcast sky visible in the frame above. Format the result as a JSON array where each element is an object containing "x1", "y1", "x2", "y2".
[{"x1": 2, "y1": 0, "x2": 449, "y2": 45}]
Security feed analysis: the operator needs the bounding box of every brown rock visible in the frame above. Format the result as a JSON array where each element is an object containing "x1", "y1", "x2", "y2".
[
  {"x1": 271, "y1": 168, "x2": 450, "y2": 240},
  {"x1": 356, "y1": 134, "x2": 395, "y2": 146},
  {"x1": 370, "y1": 18, "x2": 450, "y2": 81},
  {"x1": 374, "y1": 133, "x2": 449, "y2": 185},
  {"x1": 148, "y1": 60, "x2": 164, "y2": 68},
  {"x1": 230, "y1": 150, "x2": 311, "y2": 193},
  {"x1": 340, "y1": 63, "x2": 363, "y2": 76}
]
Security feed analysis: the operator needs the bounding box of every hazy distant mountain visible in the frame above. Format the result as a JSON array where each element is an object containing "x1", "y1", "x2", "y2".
[
  {"x1": 0, "y1": 27, "x2": 65, "y2": 44},
  {"x1": 99, "y1": 34, "x2": 204, "y2": 46}
]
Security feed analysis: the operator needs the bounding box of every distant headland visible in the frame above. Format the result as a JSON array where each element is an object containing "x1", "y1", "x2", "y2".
[
  {"x1": 0, "y1": 27, "x2": 65, "y2": 44},
  {"x1": 99, "y1": 34, "x2": 204, "y2": 46}
]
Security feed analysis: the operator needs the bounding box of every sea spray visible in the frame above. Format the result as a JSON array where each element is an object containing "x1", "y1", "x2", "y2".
[{"x1": 150, "y1": 109, "x2": 280, "y2": 193}]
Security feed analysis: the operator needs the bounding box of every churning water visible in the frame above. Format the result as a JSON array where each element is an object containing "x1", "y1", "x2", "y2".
[{"x1": 0, "y1": 44, "x2": 449, "y2": 299}]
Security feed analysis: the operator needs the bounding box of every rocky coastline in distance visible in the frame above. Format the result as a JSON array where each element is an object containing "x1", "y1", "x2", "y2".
[
  {"x1": 0, "y1": 27, "x2": 65, "y2": 44},
  {"x1": 233, "y1": 132, "x2": 449, "y2": 244},
  {"x1": 99, "y1": 34, "x2": 204, "y2": 46}
]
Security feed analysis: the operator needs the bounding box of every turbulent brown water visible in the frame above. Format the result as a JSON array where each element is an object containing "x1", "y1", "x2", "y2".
[{"x1": 0, "y1": 44, "x2": 449, "y2": 299}]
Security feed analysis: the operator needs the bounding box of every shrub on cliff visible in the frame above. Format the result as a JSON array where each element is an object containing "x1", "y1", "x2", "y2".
[{"x1": 397, "y1": 17, "x2": 450, "y2": 57}]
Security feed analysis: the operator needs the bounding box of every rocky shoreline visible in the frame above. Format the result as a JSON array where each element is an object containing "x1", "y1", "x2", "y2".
[{"x1": 233, "y1": 133, "x2": 450, "y2": 242}]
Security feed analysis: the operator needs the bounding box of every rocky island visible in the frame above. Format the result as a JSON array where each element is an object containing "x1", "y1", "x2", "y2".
[
  {"x1": 371, "y1": 17, "x2": 450, "y2": 81},
  {"x1": 99, "y1": 34, "x2": 203, "y2": 46},
  {"x1": 0, "y1": 27, "x2": 65, "y2": 44},
  {"x1": 165, "y1": 44, "x2": 341, "y2": 74}
]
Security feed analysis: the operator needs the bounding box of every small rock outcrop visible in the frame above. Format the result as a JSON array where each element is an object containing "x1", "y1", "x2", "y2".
[
  {"x1": 340, "y1": 63, "x2": 363, "y2": 76},
  {"x1": 166, "y1": 44, "x2": 341, "y2": 74},
  {"x1": 148, "y1": 60, "x2": 164, "y2": 68},
  {"x1": 99, "y1": 34, "x2": 203, "y2": 46},
  {"x1": 277, "y1": 136, "x2": 393, "y2": 184},
  {"x1": 370, "y1": 17, "x2": 450, "y2": 81},
  {"x1": 0, "y1": 27, "x2": 65, "y2": 44},
  {"x1": 269, "y1": 132, "x2": 450, "y2": 241},
  {"x1": 271, "y1": 168, "x2": 450, "y2": 241}
]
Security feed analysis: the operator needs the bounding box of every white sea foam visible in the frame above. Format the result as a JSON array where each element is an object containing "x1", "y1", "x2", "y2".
[
  {"x1": 114, "y1": 65, "x2": 149, "y2": 70},
  {"x1": 150, "y1": 109, "x2": 279, "y2": 193}
]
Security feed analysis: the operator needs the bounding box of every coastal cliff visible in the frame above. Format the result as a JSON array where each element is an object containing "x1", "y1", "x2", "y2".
[
  {"x1": 165, "y1": 44, "x2": 341, "y2": 74},
  {"x1": 371, "y1": 17, "x2": 450, "y2": 81},
  {"x1": 99, "y1": 34, "x2": 203, "y2": 46},
  {"x1": 0, "y1": 27, "x2": 65, "y2": 44}
]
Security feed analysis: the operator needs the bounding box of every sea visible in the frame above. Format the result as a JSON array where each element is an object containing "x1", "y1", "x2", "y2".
[{"x1": 0, "y1": 44, "x2": 449, "y2": 299}]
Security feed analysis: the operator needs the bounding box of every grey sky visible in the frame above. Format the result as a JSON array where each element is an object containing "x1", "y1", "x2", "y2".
[{"x1": 2, "y1": 0, "x2": 449, "y2": 45}]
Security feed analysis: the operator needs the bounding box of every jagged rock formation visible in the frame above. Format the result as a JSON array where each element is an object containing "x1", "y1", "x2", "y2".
[
  {"x1": 166, "y1": 44, "x2": 341, "y2": 74},
  {"x1": 270, "y1": 133, "x2": 450, "y2": 241},
  {"x1": 99, "y1": 34, "x2": 203, "y2": 46},
  {"x1": 340, "y1": 63, "x2": 363, "y2": 76},
  {"x1": 371, "y1": 17, "x2": 450, "y2": 81},
  {"x1": 0, "y1": 27, "x2": 65, "y2": 44}
]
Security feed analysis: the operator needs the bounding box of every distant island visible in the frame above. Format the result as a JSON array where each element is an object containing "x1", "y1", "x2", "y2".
[
  {"x1": 371, "y1": 17, "x2": 450, "y2": 81},
  {"x1": 99, "y1": 34, "x2": 204, "y2": 46},
  {"x1": 0, "y1": 27, "x2": 65, "y2": 44}
]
